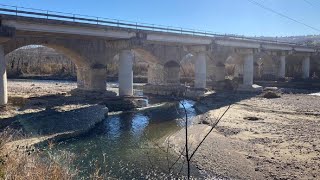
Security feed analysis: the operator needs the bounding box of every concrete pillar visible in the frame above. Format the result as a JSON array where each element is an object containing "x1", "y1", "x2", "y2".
[
  {"x1": 164, "y1": 61, "x2": 180, "y2": 85},
  {"x1": 76, "y1": 66, "x2": 106, "y2": 91},
  {"x1": 0, "y1": 45, "x2": 7, "y2": 106},
  {"x1": 278, "y1": 55, "x2": 286, "y2": 78},
  {"x1": 76, "y1": 67, "x2": 86, "y2": 90},
  {"x1": 90, "y1": 67, "x2": 107, "y2": 91},
  {"x1": 243, "y1": 53, "x2": 254, "y2": 85},
  {"x1": 119, "y1": 50, "x2": 133, "y2": 96},
  {"x1": 194, "y1": 52, "x2": 207, "y2": 88},
  {"x1": 214, "y1": 65, "x2": 225, "y2": 81},
  {"x1": 302, "y1": 56, "x2": 310, "y2": 79}
]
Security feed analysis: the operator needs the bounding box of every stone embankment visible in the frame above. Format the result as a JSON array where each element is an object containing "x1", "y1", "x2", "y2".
[{"x1": 3, "y1": 104, "x2": 108, "y2": 151}]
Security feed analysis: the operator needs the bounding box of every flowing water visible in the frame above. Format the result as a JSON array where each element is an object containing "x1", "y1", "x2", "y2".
[{"x1": 52, "y1": 99, "x2": 202, "y2": 179}]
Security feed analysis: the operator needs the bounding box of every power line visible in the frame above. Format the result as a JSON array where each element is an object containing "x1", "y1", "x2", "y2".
[
  {"x1": 302, "y1": 0, "x2": 320, "y2": 9},
  {"x1": 247, "y1": 0, "x2": 320, "y2": 33}
]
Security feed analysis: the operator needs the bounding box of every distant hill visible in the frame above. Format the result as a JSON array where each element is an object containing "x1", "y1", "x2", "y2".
[{"x1": 256, "y1": 35, "x2": 320, "y2": 46}]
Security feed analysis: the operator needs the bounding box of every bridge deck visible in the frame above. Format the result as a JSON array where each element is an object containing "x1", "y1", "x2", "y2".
[{"x1": 0, "y1": 5, "x2": 319, "y2": 52}]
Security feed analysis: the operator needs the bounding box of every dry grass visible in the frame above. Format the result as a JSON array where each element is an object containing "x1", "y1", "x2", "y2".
[
  {"x1": 180, "y1": 63, "x2": 194, "y2": 77},
  {"x1": 0, "y1": 129, "x2": 78, "y2": 180}
]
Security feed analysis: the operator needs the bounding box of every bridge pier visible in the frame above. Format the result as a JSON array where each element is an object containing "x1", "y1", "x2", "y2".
[
  {"x1": 77, "y1": 66, "x2": 107, "y2": 91},
  {"x1": 214, "y1": 65, "x2": 226, "y2": 82},
  {"x1": 302, "y1": 56, "x2": 310, "y2": 79},
  {"x1": 243, "y1": 53, "x2": 254, "y2": 86},
  {"x1": 237, "y1": 51, "x2": 262, "y2": 92},
  {"x1": 119, "y1": 50, "x2": 133, "y2": 96},
  {"x1": 194, "y1": 51, "x2": 207, "y2": 88},
  {"x1": 278, "y1": 55, "x2": 286, "y2": 79},
  {"x1": 164, "y1": 61, "x2": 180, "y2": 85},
  {"x1": 0, "y1": 45, "x2": 7, "y2": 106}
]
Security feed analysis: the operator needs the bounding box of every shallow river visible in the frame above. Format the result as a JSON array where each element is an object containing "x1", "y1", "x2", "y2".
[{"x1": 52, "y1": 99, "x2": 202, "y2": 179}]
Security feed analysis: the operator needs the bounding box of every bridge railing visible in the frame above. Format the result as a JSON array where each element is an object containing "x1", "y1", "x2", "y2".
[{"x1": 0, "y1": 4, "x2": 318, "y2": 49}]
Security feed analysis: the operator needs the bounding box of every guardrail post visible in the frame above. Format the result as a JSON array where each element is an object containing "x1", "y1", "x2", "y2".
[
  {"x1": 73, "y1": 14, "x2": 75, "y2": 22},
  {"x1": 136, "y1": 22, "x2": 137, "y2": 30},
  {"x1": 97, "y1": 17, "x2": 99, "y2": 25},
  {"x1": 181, "y1": 28, "x2": 182, "y2": 34},
  {"x1": 47, "y1": 11, "x2": 49, "y2": 20},
  {"x1": 15, "y1": 6, "x2": 17, "y2": 16},
  {"x1": 117, "y1": 20, "x2": 119, "y2": 27}
]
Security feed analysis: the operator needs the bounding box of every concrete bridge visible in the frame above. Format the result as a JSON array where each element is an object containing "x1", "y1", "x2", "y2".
[{"x1": 0, "y1": 7, "x2": 319, "y2": 105}]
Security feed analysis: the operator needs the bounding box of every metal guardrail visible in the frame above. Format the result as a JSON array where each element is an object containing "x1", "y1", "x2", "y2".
[{"x1": 0, "y1": 4, "x2": 318, "y2": 49}]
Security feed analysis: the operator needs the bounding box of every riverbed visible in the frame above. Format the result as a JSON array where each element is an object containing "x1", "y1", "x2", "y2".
[
  {"x1": 2, "y1": 79, "x2": 320, "y2": 179},
  {"x1": 4, "y1": 79, "x2": 205, "y2": 178}
]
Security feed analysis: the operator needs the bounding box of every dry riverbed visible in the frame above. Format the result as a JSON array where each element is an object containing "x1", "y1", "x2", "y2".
[{"x1": 169, "y1": 91, "x2": 320, "y2": 179}]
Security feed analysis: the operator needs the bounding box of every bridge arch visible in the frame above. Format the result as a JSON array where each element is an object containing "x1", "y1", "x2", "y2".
[
  {"x1": 0, "y1": 43, "x2": 89, "y2": 105},
  {"x1": 132, "y1": 48, "x2": 165, "y2": 85},
  {"x1": 3, "y1": 39, "x2": 90, "y2": 67},
  {"x1": 5, "y1": 45, "x2": 78, "y2": 79},
  {"x1": 0, "y1": 38, "x2": 111, "y2": 106},
  {"x1": 255, "y1": 54, "x2": 277, "y2": 80},
  {"x1": 224, "y1": 53, "x2": 243, "y2": 79},
  {"x1": 4, "y1": 43, "x2": 96, "y2": 90},
  {"x1": 111, "y1": 48, "x2": 165, "y2": 96}
]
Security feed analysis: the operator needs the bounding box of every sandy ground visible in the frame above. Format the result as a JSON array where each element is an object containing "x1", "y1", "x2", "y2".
[
  {"x1": 170, "y1": 91, "x2": 320, "y2": 179},
  {"x1": 7, "y1": 79, "x2": 145, "y2": 98},
  {"x1": 7, "y1": 79, "x2": 123, "y2": 97}
]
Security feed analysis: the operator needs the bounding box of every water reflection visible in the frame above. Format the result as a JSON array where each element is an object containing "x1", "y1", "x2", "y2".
[
  {"x1": 105, "y1": 116, "x2": 121, "y2": 139},
  {"x1": 54, "y1": 99, "x2": 199, "y2": 178},
  {"x1": 131, "y1": 113, "x2": 149, "y2": 136}
]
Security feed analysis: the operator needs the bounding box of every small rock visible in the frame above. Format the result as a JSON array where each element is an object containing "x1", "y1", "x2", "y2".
[
  {"x1": 263, "y1": 91, "x2": 281, "y2": 99},
  {"x1": 244, "y1": 116, "x2": 262, "y2": 121}
]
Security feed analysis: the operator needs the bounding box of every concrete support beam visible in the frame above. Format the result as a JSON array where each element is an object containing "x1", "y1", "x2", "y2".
[
  {"x1": 278, "y1": 55, "x2": 286, "y2": 79},
  {"x1": 243, "y1": 53, "x2": 254, "y2": 85},
  {"x1": 302, "y1": 56, "x2": 310, "y2": 79},
  {"x1": 195, "y1": 52, "x2": 207, "y2": 88},
  {"x1": 119, "y1": 50, "x2": 133, "y2": 96},
  {"x1": 0, "y1": 45, "x2": 7, "y2": 106}
]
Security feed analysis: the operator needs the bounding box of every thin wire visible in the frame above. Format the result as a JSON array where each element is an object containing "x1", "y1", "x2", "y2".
[
  {"x1": 302, "y1": 0, "x2": 320, "y2": 9},
  {"x1": 247, "y1": 0, "x2": 320, "y2": 33}
]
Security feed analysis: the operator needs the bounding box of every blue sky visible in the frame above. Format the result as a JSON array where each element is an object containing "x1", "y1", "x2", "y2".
[{"x1": 0, "y1": 0, "x2": 319, "y2": 36}]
